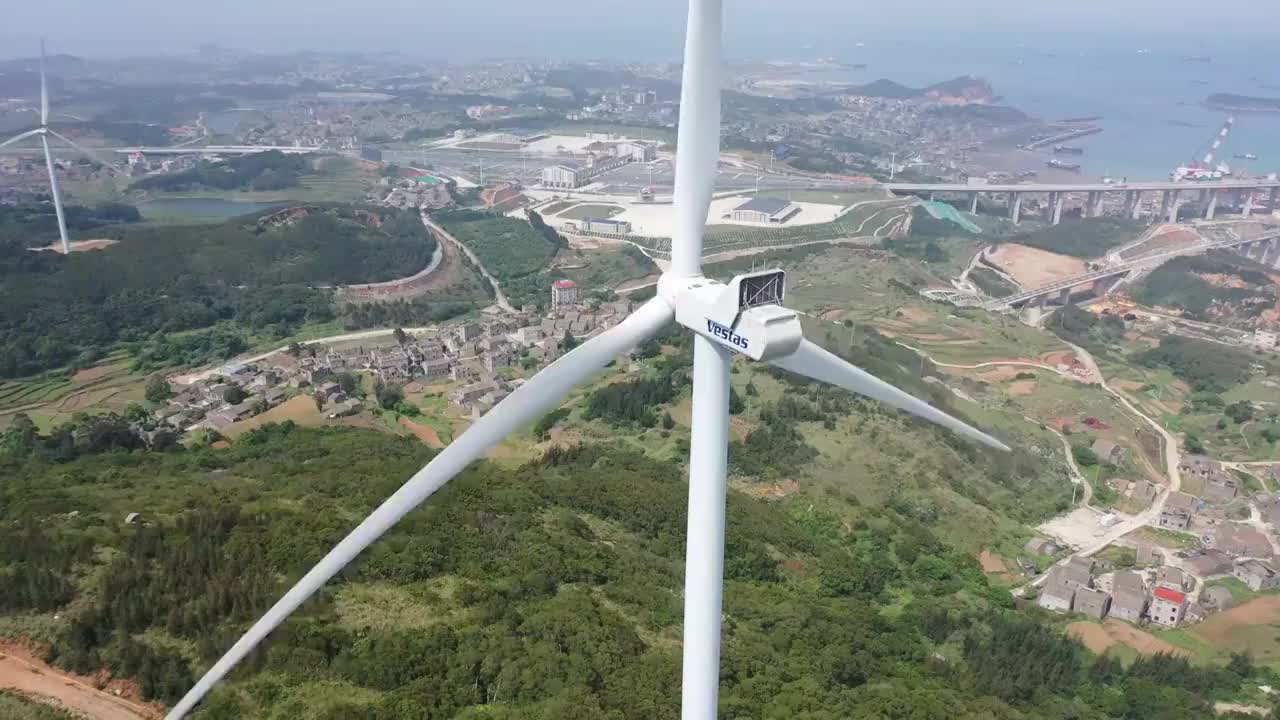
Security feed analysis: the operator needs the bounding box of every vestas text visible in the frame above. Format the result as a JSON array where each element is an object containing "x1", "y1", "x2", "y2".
[{"x1": 706, "y1": 319, "x2": 749, "y2": 350}]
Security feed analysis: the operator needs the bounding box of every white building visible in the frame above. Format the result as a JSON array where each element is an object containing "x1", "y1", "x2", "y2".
[
  {"x1": 542, "y1": 163, "x2": 583, "y2": 189},
  {"x1": 551, "y1": 279, "x2": 578, "y2": 308},
  {"x1": 617, "y1": 141, "x2": 656, "y2": 162},
  {"x1": 1253, "y1": 329, "x2": 1278, "y2": 350},
  {"x1": 580, "y1": 218, "x2": 633, "y2": 235}
]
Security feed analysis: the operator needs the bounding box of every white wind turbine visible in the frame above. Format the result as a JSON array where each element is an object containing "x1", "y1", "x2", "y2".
[
  {"x1": 0, "y1": 41, "x2": 119, "y2": 254},
  {"x1": 167, "y1": 2, "x2": 1009, "y2": 717}
]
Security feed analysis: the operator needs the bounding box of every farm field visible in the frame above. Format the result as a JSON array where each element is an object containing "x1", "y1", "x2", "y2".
[{"x1": 555, "y1": 203, "x2": 625, "y2": 220}]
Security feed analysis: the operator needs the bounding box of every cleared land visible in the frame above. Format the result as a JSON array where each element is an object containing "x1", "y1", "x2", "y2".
[
  {"x1": 1068, "y1": 620, "x2": 1188, "y2": 658},
  {"x1": 0, "y1": 644, "x2": 158, "y2": 720},
  {"x1": 986, "y1": 244, "x2": 1087, "y2": 289}
]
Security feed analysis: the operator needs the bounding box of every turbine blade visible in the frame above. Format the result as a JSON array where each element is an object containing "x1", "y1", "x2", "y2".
[
  {"x1": 48, "y1": 129, "x2": 120, "y2": 170},
  {"x1": 40, "y1": 135, "x2": 70, "y2": 254},
  {"x1": 0, "y1": 129, "x2": 41, "y2": 149},
  {"x1": 669, "y1": 0, "x2": 723, "y2": 276},
  {"x1": 166, "y1": 296, "x2": 675, "y2": 719},
  {"x1": 40, "y1": 39, "x2": 49, "y2": 127},
  {"x1": 771, "y1": 339, "x2": 1010, "y2": 452}
]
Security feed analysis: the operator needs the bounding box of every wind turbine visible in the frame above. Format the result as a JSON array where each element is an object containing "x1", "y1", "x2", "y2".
[
  {"x1": 166, "y1": 1, "x2": 1009, "y2": 718},
  {"x1": 0, "y1": 41, "x2": 119, "y2": 254}
]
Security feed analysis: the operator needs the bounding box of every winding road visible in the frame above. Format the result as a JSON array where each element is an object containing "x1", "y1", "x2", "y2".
[{"x1": 423, "y1": 212, "x2": 516, "y2": 313}]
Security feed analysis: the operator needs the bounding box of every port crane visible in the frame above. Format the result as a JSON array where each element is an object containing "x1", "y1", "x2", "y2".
[{"x1": 1173, "y1": 116, "x2": 1234, "y2": 181}]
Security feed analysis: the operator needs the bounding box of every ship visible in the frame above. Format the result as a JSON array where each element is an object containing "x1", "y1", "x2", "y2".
[
  {"x1": 1047, "y1": 159, "x2": 1081, "y2": 172},
  {"x1": 1053, "y1": 145, "x2": 1085, "y2": 155},
  {"x1": 1234, "y1": 153, "x2": 1259, "y2": 161},
  {"x1": 1183, "y1": 55, "x2": 1212, "y2": 63}
]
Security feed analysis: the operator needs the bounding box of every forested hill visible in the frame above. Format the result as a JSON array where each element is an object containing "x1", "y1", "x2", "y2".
[
  {"x1": 0, "y1": 204, "x2": 433, "y2": 378},
  {"x1": 0, "y1": 422, "x2": 1250, "y2": 718}
]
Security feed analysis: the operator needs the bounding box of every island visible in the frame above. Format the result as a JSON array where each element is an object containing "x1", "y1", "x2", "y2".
[{"x1": 1205, "y1": 92, "x2": 1280, "y2": 112}]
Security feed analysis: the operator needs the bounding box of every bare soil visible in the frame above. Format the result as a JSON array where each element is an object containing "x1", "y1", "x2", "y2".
[
  {"x1": 399, "y1": 417, "x2": 445, "y2": 448},
  {"x1": 70, "y1": 363, "x2": 122, "y2": 383},
  {"x1": 0, "y1": 641, "x2": 160, "y2": 720},
  {"x1": 1101, "y1": 620, "x2": 1188, "y2": 656},
  {"x1": 978, "y1": 550, "x2": 1007, "y2": 573},
  {"x1": 1008, "y1": 380, "x2": 1038, "y2": 397},
  {"x1": 1193, "y1": 596, "x2": 1280, "y2": 645},
  {"x1": 987, "y1": 244, "x2": 1088, "y2": 289},
  {"x1": 1068, "y1": 622, "x2": 1116, "y2": 654},
  {"x1": 222, "y1": 396, "x2": 323, "y2": 438}
]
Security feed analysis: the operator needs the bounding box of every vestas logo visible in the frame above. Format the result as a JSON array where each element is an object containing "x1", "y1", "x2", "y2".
[{"x1": 706, "y1": 319, "x2": 749, "y2": 350}]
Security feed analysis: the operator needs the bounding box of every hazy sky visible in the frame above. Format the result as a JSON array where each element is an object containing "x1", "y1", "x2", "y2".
[{"x1": 3, "y1": 0, "x2": 1280, "y2": 61}]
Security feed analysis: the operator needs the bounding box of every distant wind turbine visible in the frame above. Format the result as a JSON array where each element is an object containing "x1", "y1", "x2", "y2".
[
  {"x1": 166, "y1": 2, "x2": 1010, "y2": 718},
  {"x1": 0, "y1": 41, "x2": 120, "y2": 254}
]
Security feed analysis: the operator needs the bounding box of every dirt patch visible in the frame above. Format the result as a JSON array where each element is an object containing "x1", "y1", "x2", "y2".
[
  {"x1": 743, "y1": 479, "x2": 801, "y2": 500},
  {"x1": 1196, "y1": 272, "x2": 1249, "y2": 289},
  {"x1": 1193, "y1": 596, "x2": 1280, "y2": 645},
  {"x1": 1101, "y1": 620, "x2": 1188, "y2": 656},
  {"x1": 71, "y1": 363, "x2": 121, "y2": 383},
  {"x1": 1115, "y1": 379, "x2": 1146, "y2": 391},
  {"x1": 987, "y1": 244, "x2": 1088, "y2": 289},
  {"x1": 1068, "y1": 622, "x2": 1116, "y2": 654},
  {"x1": 978, "y1": 550, "x2": 1007, "y2": 573},
  {"x1": 0, "y1": 641, "x2": 160, "y2": 719},
  {"x1": 977, "y1": 366, "x2": 1022, "y2": 382},
  {"x1": 729, "y1": 415, "x2": 755, "y2": 441},
  {"x1": 399, "y1": 417, "x2": 445, "y2": 448},
  {"x1": 1008, "y1": 380, "x2": 1038, "y2": 396},
  {"x1": 894, "y1": 306, "x2": 932, "y2": 323},
  {"x1": 1041, "y1": 350, "x2": 1079, "y2": 367},
  {"x1": 820, "y1": 309, "x2": 847, "y2": 322},
  {"x1": 222, "y1": 396, "x2": 323, "y2": 439}
]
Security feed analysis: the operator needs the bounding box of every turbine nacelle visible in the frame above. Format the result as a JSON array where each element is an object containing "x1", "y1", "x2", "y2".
[{"x1": 665, "y1": 270, "x2": 802, "y2": 362}]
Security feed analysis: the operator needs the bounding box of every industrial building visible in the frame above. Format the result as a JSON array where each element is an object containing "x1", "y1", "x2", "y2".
[
  {"x1": 579, "y1": 218, "x2": 633, "y2": 235},
  {"x1": 616, "y1": 141, "x2": 657, "y2": 162},
  {"x1": 542, "y1": 163, "x2": 583, "y2": 190},
  {"x1": 730, "y1": 197, "x2": 800, "y2": 224}
]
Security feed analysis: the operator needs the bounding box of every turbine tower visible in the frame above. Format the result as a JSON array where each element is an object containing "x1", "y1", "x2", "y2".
[
  {"x1": 166, "y1": 2, "x2": 1010, "y2": 717},
  {"x1": 0, "y1": 41, "x2": 119, "y2": 254}
]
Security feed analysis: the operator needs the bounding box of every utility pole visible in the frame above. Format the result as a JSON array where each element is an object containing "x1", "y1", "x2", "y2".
[{"x1": 890, "y1": 152, "x2": 897, "y2": 181}]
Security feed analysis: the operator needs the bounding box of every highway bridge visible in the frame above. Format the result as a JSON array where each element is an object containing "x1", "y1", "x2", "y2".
[
  {"x1": 886, "y1": 179, "x2": 1280, "y2": 225},
  {"x1": 110, "y1": 145, "x2": 324, "y2": 156},
  {"x1": 984, "y1": 231, "x2": 1280, "y2": 311}
]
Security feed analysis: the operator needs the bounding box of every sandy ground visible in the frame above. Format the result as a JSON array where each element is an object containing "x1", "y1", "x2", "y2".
[
  {"x1": 986, "y1": 244, "x2": 1088, "y2": 289},
  {"x1": 27, "y1": 238, "x2": 119, "y2": 254},
  {"x1": 1039, "y1": 507, "x2": 1129, "y2": 548},
  {"x1": 1068, "y1": 622, "x2": 1115, "y2": 653},
  {"x1": 978, "y1": 550, "x2": 1007, "y2": 573},
  {"x1": 0, "y1": 644, "x2": 159, "y2": 720},
  {"x1": 399, "y1": 417, "x2": 445, "y2": 448},
  {"x1": 1193, "y1": 596, "x2": 1280, "y2": 645},
  {"x1": 1119, "y1": 225, "x2": 1203, "y2": 260},
  {"x1": 1102, "y1": 620, "x2": 1188, "y2": 656}
]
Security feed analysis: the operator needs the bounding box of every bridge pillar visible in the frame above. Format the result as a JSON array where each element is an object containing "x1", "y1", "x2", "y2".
[
  {"x1": 970, "y1": 192, "x2": 980, "y2": 214},
  {"x1": 1085, "y1": 190, "x2": 1105, "y2": 215},
  {"x1": 1161, "y1": 191, "x2": 1174, "y2": 223},
  {"x1": 1058, "y1": 287, "x2": 1072, "y2": 306},
  {"x1": 1009, "y1": 192, "x2": 1023, "y2": 224},
  {"x1": 1205, "y1": 190, "x2": 1219, "y2": 220},
  {"x1": 1270, "y1": 187, "x2": 1279, "y2": 212},
  {"x1": 1052, "y1": 193, "x2": 1064, "y2": 225},
  {"x1": 1127, "y1": 190, "x2": 1142, "y2": 220},
  {"x1": 1243, "y1": 191, "x2": 1255, "y2": 219}
]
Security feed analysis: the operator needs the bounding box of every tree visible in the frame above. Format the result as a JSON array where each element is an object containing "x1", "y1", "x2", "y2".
[
  {"x1": 1186, "y1": 434, "x2": 1206, "y2": 454},
  {"x1": 661, "y1": 412, "x2": 675, "y2": 430},
  {"x1": 376, "y1": 382, "x2": 404, "y2": 410},
  {"x1": 337, "y1": 371, "x2": 358, "y2": 395},
  {"x1": 562, "y1": 331, "x2": 578, "y2": 351},
  {"x1": 314, "y1": 394, "x2": 325, "y2": 412},
  {"x1": 145, "y1": 374, "x2": 172, "y2": 404},
  {"x1": 1072, "y1": 445, "x2": 1099, "y2": 467},
  {"x1": 393, "y1": 328, "x2": 408, "y2": 346},
  {"x1": 287, "y1": 342, "x2": 303, "y2": 357},
  {"x1": 223, "y1": 386, "x2": 249, "y2": 405}
]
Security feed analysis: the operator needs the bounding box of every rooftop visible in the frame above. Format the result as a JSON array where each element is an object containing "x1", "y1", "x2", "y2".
[
  {"x1": 735, "y1": 196, "x2": 792, "y2": 215},
  {"x1": 553, "y1": 280, "x2": 577, "y2": 289},
  {"x1": 1165, "y1": 491, "x2": 1198, "y2": 512},
  {"x1": 1153, "y1": 586, "x2": 1186, "y2": 605}
]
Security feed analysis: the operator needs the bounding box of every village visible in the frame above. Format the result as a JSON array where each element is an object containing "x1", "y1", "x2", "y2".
[
  {"x1": 1029, "y1": 450, "x2": 1280, "y2": 630},
  {"x1": 155, "y1": 278, "x2": 631, "y2": 435}
]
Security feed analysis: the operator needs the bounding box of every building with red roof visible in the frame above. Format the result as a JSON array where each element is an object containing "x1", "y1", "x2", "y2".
[
  {"x1": 1150, "y1": 585, "x2": 1188, "y2": 628},
  {"x1": 551, "y1": 279, "x2": 578, "y2": 308}
]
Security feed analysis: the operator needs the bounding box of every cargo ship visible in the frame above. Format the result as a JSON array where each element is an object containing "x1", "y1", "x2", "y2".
[
  {"x1": 1234, "y1": 153, "x2": 1259, "y2": 160},
  {"x1": 1053, "y1": 145, "x2": 1085, "y2": 155},
  {"x1": 1047, "y1": 159, "x2": 1081, "y2": 172}
]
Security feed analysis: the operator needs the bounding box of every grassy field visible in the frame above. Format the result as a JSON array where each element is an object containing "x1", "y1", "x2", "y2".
[
  {"x1": 556, "y1": 244, "x2": 657, "y2": 291},
  {"x1": 969, "y1": 267, "x2": 1019, "y2": 297},
  {"x1": 0, "y1": 352, "x2": 147, "y2": 432},
  {"x1": 436, "y1": 214, "x2": 556, "y2": 280},
  {"x1": 557, "y1": 203, "x2": 625, "y2": 220}
]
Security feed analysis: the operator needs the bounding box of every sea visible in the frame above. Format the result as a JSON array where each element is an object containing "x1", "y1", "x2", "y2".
[{"x1": 733, "y1": 29, "x2": 1280, "y2": 181}]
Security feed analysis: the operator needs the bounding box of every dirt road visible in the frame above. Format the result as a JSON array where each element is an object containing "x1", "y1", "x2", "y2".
[
  {"x1": 423, "y1": 215, "x2": 516, "y2": 313},
  {"x1": 0, "y1": 648, "x2": 158, "y2": 720}
]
